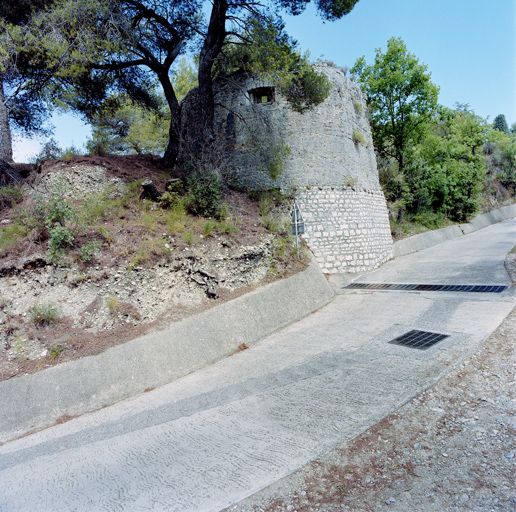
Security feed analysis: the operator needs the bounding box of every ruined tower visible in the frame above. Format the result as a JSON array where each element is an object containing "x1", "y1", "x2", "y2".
[{"x1": 187, "y1": 63, "x2": 393, "y2": 273}]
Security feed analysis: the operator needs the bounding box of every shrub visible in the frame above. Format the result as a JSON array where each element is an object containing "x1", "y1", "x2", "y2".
[
  {"x1": 286, "y1": 67, "x2": 332, "y2": 113},
  {"x1": 352, "y1": 98, "x2": 363, "y2": 115},
  {"x1": 61, "y1": 144, "x2": 83, "y2": 161},
  {"x1": 80, "y1": 240, "x2": 101, "y2": 261},
  {"x1": 48, "y1": 225, "x2": 74, "y2": 262},
  {"x1": 33, "y1": 139, "x2": 62, "y2": 163},
  {"x1": 106, "y1": 296, "x2": 120, "y2": 311},
  {"x1": 160, "y1": 190, "x2": 184, "y2": 211},
  {"x1": 49, "y1": 345, "x2": 64, "y2": 360},
  {"x1": 98, "y1": 226, "x2": 114, "y2": 243},
  {"x1": 202, "y1": 219, "x2": 218, "y2": 237},
  {"x1": 264, "y1": 141, "x2": 291, "y2": 181},
  {"x1": 28, "y1": 302, "x2": 61, "y2": 325},
  {"x1": 186, "y1": 169, "x2": 222, "y2": 217},
  {"x1": 261, "y1": 214, "x2": 282, "y2": 233},
  {"x1": 352, "y1": 129, "x2": 366, "y2": 146},
  {"x1": 182, "y1": 229, "x2": 194, "y2": 244}
]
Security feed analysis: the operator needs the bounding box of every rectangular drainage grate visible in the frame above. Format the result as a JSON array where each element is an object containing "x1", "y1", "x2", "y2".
[
  {"x1": 389, "y1": 330, "x2": 450, "y2": 350},
  {"x1": 345, "y1": 283, "x2": 507, "y2": 293}
]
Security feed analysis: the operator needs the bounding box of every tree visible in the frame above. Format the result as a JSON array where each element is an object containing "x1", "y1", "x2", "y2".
[
  {"x1": 405, "y1": 106, "x2": 487, "y2": 221},
  {"x1": 351, "y1": 37, "x2": 439, "y2": 220},
  {"x1": 86, "y1": 91, "x2": 170, "y2": 156},
  {"x1": 0, "y1": 0, "x2": 56, "y2": 163},
  {"x1": 8, "y1": 0, "x2": 359, "y2": 168},
  {"x1": 196, "y1": 0, "x2": 359, "y2": 148},
  {"x1": 213, "y1": 17, "x2": 331, "y2": 113},
  {"x1": 18, "y1": 0, "x2": 198, "y2": 166},
  {"x1": 172, "y1": 56, "x2": 198, "y2": 102},
  {"x1": 493, "y1": 114, "x2": 509, "y2": 134}
]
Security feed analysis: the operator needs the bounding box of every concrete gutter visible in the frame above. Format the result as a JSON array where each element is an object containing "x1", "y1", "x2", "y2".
[
  {"x1": 0, "y1": 258, "x2": 334, "y2": 443},
  {"x1": 393, "y1": 204, "x2": 516, "y2": 257}
]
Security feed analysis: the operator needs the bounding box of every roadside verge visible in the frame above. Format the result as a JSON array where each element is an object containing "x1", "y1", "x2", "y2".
[
  {"x1": 0, "y1": 258, "x2": 334, "y2": 444},
  {"x1": 393, "y1": 204, "x2": 516, "y2": 257}
]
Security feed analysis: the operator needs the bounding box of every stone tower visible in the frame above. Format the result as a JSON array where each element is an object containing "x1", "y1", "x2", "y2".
[{"x1": 187, "y1": 63, "x2": 393, "y2": 273}]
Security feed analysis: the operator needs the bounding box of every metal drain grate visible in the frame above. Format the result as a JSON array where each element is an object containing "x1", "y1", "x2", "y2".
[
  {"x1": 389, "y1": 330, "x2": 450, "y2": 350},
  {"x1": 345, "y1": 283, "x2": 507, "y2": 293}
]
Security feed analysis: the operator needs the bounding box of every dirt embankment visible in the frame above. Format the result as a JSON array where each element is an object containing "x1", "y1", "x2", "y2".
[{"x1": 0, "y1": 155, "x2": 307, "y2": 381}]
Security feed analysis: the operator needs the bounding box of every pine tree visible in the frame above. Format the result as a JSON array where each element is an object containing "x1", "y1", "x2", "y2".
[{"x1": 493, "y1": 114, "x2": 509, "y2": 134}]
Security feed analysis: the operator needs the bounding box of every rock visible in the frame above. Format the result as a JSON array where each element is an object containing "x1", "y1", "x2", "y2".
[
  {"x1": 504, "y1": 451, "x2": 515, "y2": 459},
  {"x1": 0, "y1": 159, "x2": 22, "y2": 186},
  {"x1": 459, "y1": 494, "x2": 469, "y2": 504},
  {"x1": 141, "y1": 179, "x2": 161, "y2": 201}
]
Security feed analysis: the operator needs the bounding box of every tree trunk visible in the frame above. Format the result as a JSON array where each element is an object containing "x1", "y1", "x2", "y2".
[
  {"x1": 159, "y1": 72, "x2": 182, "y2": 168},
  {"x1": 0, "y1": 78, "x2": 14, "y2": 164},
  {"x1": 397, "y1": 152, "x2": 404, "y2": 222},
  {"x1": 197, "y1": 0, "x2": 227, "y2": 143}
]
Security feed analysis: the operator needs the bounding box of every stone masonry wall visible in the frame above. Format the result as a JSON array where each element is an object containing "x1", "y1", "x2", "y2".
[
  {"x1": 183, "y1": 63, "x2": 393, "y2": 273},
  {"x1": 212, "y1": 63, "x2": 381, "y2": 192},
  {"x1": 296, "y1": 187, "x2": 393, "y2": 273}
]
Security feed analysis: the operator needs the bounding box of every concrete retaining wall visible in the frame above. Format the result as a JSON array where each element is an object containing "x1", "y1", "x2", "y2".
[
  {"x1": 0, "y1": 259, "x2": 334, "y2": 443},
  {"x1": 393, "y1": 204, "x2": 516, "y2": 257}
]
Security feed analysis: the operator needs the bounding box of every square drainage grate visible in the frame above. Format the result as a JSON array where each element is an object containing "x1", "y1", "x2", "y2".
[
  {"x1": 389, "y1": 329, "x2": 450, "y2": 350},
  {"x1": 345, "y1": 283, "x2": 507, "y2": 293}
]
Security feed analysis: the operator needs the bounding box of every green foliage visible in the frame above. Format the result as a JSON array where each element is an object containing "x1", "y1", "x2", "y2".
[
  {"x1": 403, "y1": 107, "x2": 488, "y2": 221},
  {"x1": 202, "y1": 219, "x2": 218, "y2": 237},
  {"x1": 182, "y1": 229, "x2": 193, "y2": 244},
  {"x1": 60, "y1": 143, "x2": 83, "y2": 160},
  {"x1": 86, "y1": 91, "x2": 170, "y2": 156},
  {"x1": 484, "y1": 127, "x2": 516, "y2": 191},
  {"x1": 28, "y1": 302, "x2": 61, "y2": 325},
  {"x1": 127, "y1": 247, "x2": 150, "y2": 270},
  {"x1": 352, "y1": 129, "x2": 365, "y2": 146},
  {"x1": 285, "y1": 66, "x2": 332, "y2": 113},
  {"x1": 0, "y1": 185, "x2": 23, "y2": 210},
  {"x1": 160, "y1": 181, "x2": 185, "y2": 211},
  {"x1": 493, "y1": 114, "x2": 509, "y2": 134},
  {"x1": 48, "y1": 225, "x2": 74, "y2": 262},
  {"x1": 29, "y1": 180, "x2": 79, "y2": 262},
  {"x1": 98, "y1": 226, "x2": 114, "y2": 243},
  {"x1": 106, "y1": 295, "x2": 120, "y2": 312},
  {"x1": 33, "y1": 139, "x2": 62, "y2": 163},
  {"x1": 171, "y1": 57, "x2": 198, "y2": 102},
  {"x1": 261, "y1": 214, "x2": 282, "y2": 233},
  {"x1": 0, "y1": 222, "x2": 29, "y2": 255},
  {"x1": 49, "y1": 345, "x2": 64, "y2": 360},
  {"x1": 80, "y1": 240, "x2": 101, "y2": 261},
  {"x1": 185, "y1": 169, "x2": 222, "y2": 218},
  {"x1": 352, "y1": 97, "x2": 363, "y2": 115},
  {"x1": 264, "y1": 141, "x2": 291, "y2": 180},
  {"x1": 215, "y1": 18, "x2": 331, "y2": 113},
  {"x1": 352, "y1": 37, "x2": 439, "y2": 220},
  {"x1": 351, "y1": 37, "x2": 439, "y2": 167}
]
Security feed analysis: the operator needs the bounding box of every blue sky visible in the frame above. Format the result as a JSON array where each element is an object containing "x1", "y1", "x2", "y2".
[{"x1": 13, "y1": 0, "x2": 516, "y2": 162}]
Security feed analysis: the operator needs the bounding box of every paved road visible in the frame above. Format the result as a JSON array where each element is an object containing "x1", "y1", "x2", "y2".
[{"x1": 1, "y1": 220, "x2": 515, "y2": 512}]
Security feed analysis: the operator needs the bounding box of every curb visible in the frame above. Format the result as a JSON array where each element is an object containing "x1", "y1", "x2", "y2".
[
  {"x1": 393, "y1": 204, "x2": 516, "y2": 257},
  {"x1": 0, "y1": 258, "x2": 334, "y2": 443}
]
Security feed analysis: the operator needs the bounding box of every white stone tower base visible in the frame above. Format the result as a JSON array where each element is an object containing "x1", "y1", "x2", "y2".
[{"x1": 296, "y1": 187, "x2": 393, "y2": 274}]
